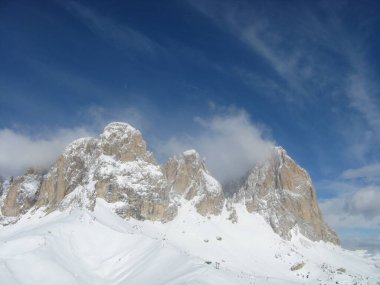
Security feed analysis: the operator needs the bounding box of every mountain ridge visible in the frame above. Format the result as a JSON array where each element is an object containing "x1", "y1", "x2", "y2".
[{"x1": 0, "y1": 122, "x2": 338, "y2": 244}]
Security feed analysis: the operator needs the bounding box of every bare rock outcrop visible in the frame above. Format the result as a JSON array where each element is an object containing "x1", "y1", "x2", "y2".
[
  {"x1": 0, "y1": 122, "x2": 339, "y2": 245},
  {"x1": 36, "y1": 138, "x2": 98, "y2": 212},
  {"x1": 100, "y1": 122, "x2": 155, "y2": 163},
  {"x1": 163, "y1": 150, "x2": 224, "y2": 216},
  {"x1": 0, "y1": 177, "x2": 3, "y2": 197},
  {"x1": 1, "y1": 169, "x2": 42, "y2": 217},
  {"x1": 37, "y1": 122, "x2": 176, "y2": 221},
  {"x1": 235, "y1": 147, "x2": 339, "y2": 244}
]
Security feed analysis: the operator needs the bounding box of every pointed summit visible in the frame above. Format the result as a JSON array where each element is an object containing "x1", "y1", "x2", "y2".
[
  {"x1": 34, "y1": 122, "x2": 174, "y2": 220},
  {"x1": 100, "y1": 122, "x2": 154, "y2": 163},
  {"x1": 235, "y1": 146, "x2": 339, "y2": 244},
  {"x1": 163, "y1": 150, "x2": 224, "y2": 216}
]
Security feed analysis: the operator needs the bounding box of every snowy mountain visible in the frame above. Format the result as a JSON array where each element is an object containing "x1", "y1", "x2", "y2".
[
  {"x1": 0, "y1": 122, "x2": 379, "y2": 284},
  {"x1": 163, "y1": 149, "x2": 225, "y2": 216},
  {"x1": 233, "y1": 147, "x2": 339, "y2": 244}
]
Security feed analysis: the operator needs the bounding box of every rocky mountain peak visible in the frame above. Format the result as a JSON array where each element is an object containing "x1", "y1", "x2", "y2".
[
  {"x1": 163, "y1": 150, "x2": 224, "y2": 216},
  {"x1": 100, "y1": 122, "x2": 155, "y2": 163},
  {"x1": 0, "y1": 123, "x2": 339, "y2": 245},
  {"x1": 1, "y1": 169, "x2": 42, "y2": 217},
  {"x1": 273, "y1": 146, "x2": 288, "y2": 163},
  {"x1": 235, "y1": 146, "x2": 339, "y2": 244}
]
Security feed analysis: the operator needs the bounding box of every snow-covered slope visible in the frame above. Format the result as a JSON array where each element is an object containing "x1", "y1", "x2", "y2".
[
  {"x1": 0, "y1": 121, "x2": 379, "y2": 284},
  {"x1": 0, "y1": 199, "x2": 379, "y2": 285}
]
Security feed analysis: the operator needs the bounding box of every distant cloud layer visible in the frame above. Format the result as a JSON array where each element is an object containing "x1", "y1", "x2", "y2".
[
  {"x1": 321, "y1": 194, "x2": 379, "y2": 230},
  {"x1": 320, "y1": 181, "x2": 380, "y2": 252},
  {"x1": 325, "y1": 164, "x2": 380, "y2": 224}
]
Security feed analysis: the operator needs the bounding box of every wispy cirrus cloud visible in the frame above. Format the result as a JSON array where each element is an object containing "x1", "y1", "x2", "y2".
[
  {"x1": 346, "y1": 73, "x2": 380, "y2": 134},
  {"x1": 189, "y1": 0, "x2": 380, "y2": 132},
  {"x1": 188, "y1": 0, "x2": 331, "y2": 102},
  {"x1": 61, "y1": 1, "x2": 162, "y2": 56}
]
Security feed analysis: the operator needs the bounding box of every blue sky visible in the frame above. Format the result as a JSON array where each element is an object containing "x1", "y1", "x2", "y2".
[{"x1": 1, "y1": 0, "x2": 380, "y2": 251}]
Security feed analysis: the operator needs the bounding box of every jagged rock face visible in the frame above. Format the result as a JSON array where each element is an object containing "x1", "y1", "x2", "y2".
[
  {"x1": 235, "y1": 147, "x2": 339, "y2": 244},
  {"x1": 100, "y1": 123, "x2": 155, "y2": 163},
  {"x1": 0, "y1": 178, "x2": 3, "y2": 197},
  {"x1": 37, "y1": 122, "x2": 176, "y2": 221},
  {"x1": 93, "y1": 152, "x2": 176, "y2": 222},
  {"x1": 36, "y1": 138, "x2": 98, "y2": 212},
  {"x1": 0, "y1": 178, "x2": 8, "y2": 212},
  {"x1": 1, "y1": 169, "x2": 42, "y2": 217},
  {"x1": 0, "y1": 121, "x2": 339, "y2": 245},
  {"x1": 163, "y1": 150, "x2": 224, "y2": 216}
]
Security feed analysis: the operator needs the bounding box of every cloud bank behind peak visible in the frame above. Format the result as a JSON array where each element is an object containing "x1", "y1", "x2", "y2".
[
  {"x1": 156, "y1": 108, "x2": 275, "y2": 182},
  {"x1": 0, "y1": 106, "x2": 274, "y2": 184},
  {"x1": 0, "y1": 127, "x2": 93, "y2": 178}
]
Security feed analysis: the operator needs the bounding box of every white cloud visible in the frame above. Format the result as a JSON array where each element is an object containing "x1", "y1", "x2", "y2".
[
  {"x1": 342, "y1": 163, "x2": 380, "y2": 180},
  {"x1": 320, "y1": 186, "x2": 380, "y2": 229},
  {"x1": 0, "y1": 127, "x2": 93, "y2": 178},
  {"x1": 344, "y1": 187, "x2": 380, "y2": 218},
  {"x1": 0, "y1": 105, "x2": 150, "y2": 178},
  {"x1": 320, "y1": 162, "x2": 380, "y2": 226},
  {"x1": 320, "y1": 166, "x2": 380, "y2": 252},
  {"x1": 0, "y1": 106, "x2": 274, "y2": 183},
  {"x1": 157, "y1": 108, "x2": 275, "y2": 182}
]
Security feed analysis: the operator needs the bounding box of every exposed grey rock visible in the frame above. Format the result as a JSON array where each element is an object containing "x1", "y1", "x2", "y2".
[
  {"x1": 36, "y1": 122, "x2": 176, "y2": 222},
  {"x1": 234, "y1": 147, "x2": 339, "y2": 244},
  {"x1": 0, "y1": 122, "x2": 339, "y2": 245},
  {"x1": 36, "y1": 137, "x2": 98, "y2": 213},
  {"x1": 1, "y1": 168, "x2": 42, "y2": 217},
  {"x1": 0, "y1": 177, "x2": 3, "y2": 197},
  {"x1": 225, "y1": 201, "x2": 238, "y2": 223},
  {"x1": 99, "y1": 122, "x2": 156, "y2": 163},
  {"x1": 163, "y1": 150, "x2": 224, "y2": 216}
]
